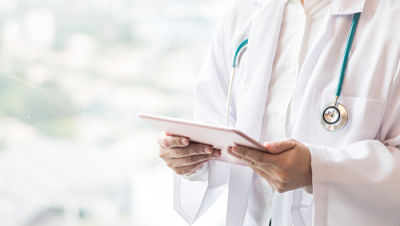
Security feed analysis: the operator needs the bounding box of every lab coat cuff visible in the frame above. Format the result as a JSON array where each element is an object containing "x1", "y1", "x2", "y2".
[
  {"x1": 307, "y1": 144, "x2": 330, "y2": 183},
  {"x1": 181, "y1": 162, "x2": 209, "y2": 182},
  {"x1": 306, "y1": 143, "x2": 329, "y2": 225}
]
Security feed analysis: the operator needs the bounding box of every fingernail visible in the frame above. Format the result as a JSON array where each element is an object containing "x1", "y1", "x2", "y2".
[
  {"x1": 213, "y1": 150, "x2": 221, "y2": 157},
  {"x1": 205, "y1": 146, "x2": 213, "y2": 154},
  {"x1": 264, "y1": 142, "x2": 273, "y2": 148},
  {"x1": 181, "y1": 138, "x2": 189, "y2": 146}
]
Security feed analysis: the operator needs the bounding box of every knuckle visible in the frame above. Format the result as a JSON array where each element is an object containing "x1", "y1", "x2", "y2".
[
  {"x1": 161, "y1": 138, "x2": 169, "y2": 147},
  {"x1": 276, "y1": 182, "x2": 288, "y2": 193},
  {"x1": 196, "y1": 161, "x2": 205, "y2": 168},
  {"x1": 182, "y1": 168, "x2": 192, "y2": 175},
  {"x1": 175, "y1": 168, "x2": 187, "y2": 175},
  {"x1": 175, "y1": 170, "x2": 184, "y2": 175},
  {"x1": 166, "y1": 161, "x2": 174, "y2": 168},
  {"x1": 159, "y1": 149, "x2": 168, "y2": 159},
  {"x1": 276, "y1": 187, "x2": 286, "y2": 193},
  {"x1": 249, "y1": 160, "x2": 257, "y2": 168}
]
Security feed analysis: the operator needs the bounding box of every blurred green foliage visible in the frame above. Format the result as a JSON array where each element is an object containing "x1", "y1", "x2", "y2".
[{"x1": 0, "y1": 75, "x2": 77, "y2": 138}]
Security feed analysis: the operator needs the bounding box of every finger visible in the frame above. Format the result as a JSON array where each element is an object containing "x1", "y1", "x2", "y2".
[
  {"x1": 189, "y1": 162, "x2": 205, "y2": 174},
  {"x1": 229, "y1": 148, "x2": 274, "y2": 173},
  {"x1": 228, "y1": 148, "x2": 279, "y2": 179},
  {"x1": 228, "y1": 147, "x2": 267, "y2": 171},
  {"x1": 227, "y1": 147, "x2": 253, "y2": 163},
  {"x1": 212, "y1": 149, "x2": 222, "y2": 157},
  {"x1": 158, "y1": 132, "x2": 189, "y2": 148},
  {"x1": 174, "y1": 160, "x2": 208, "y2": 176},
  {"x1": 264, "y1": 138, "x2": 297, "y2": 154},
  {"x1": 170, "y1": 154, "x2": 215, "y2": 168},
  {"x1": 168, "y1": 143, "x2": 214, "y2": 158},
  {"x1": 231, "y1": 145, "x2": 276, "y2": 165}
]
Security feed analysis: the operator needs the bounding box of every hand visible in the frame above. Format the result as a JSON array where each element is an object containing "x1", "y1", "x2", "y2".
[
  {"x1": 158, "y1": 132, "x2": 221, "y2": 176},
  {"x1": 228, "y1": 138, "x2": 312, "y2": 193}
]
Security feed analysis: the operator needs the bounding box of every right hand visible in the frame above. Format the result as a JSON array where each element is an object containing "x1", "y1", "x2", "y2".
[{"x1": 158, "y1": 132, "x2": 221, "y2": 176}]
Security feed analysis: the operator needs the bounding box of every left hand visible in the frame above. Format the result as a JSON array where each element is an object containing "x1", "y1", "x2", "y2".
[{"x1": 228, "y1": 138, "x2": 312, "y2": 193}]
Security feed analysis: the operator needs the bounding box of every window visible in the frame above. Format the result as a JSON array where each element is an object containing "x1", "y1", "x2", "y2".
[{"x1": 0, "y1": 0, "x2": 227, "y2": 225}]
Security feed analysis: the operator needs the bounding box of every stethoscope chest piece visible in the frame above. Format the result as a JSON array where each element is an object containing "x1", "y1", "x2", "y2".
[{"x1": 321, "y1": 103, "x2": 348, "y2": 132}]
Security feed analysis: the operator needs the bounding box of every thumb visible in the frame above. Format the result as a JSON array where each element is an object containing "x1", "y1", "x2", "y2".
[{"x1": 264, "y1": 139, "x2": 296, "y2": 154}]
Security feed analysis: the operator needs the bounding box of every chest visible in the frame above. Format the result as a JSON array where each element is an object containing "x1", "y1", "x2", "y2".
[{"x1": 232, "y1": 10, "x2": 399, "y2": 146}]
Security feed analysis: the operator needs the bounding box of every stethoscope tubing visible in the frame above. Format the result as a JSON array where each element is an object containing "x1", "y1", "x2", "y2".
[
  {"x1": 336, "y1": 12, "x2": 361, "y2": 98},
  {"x1": 225, "y1": 13, "x2": 361, "y2": 131},
  {"x1": 226, "y1": 39, "x2": 249, "y2": 126}
]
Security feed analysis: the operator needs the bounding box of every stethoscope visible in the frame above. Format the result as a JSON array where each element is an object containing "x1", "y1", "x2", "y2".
[{"x1": 225, "y1": 13, "x2": 361, "y2": 132}]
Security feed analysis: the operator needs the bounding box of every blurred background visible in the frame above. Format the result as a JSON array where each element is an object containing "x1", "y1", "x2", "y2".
[{"x1": 0, "y1": 0, "x2": 230, "y2": 225}]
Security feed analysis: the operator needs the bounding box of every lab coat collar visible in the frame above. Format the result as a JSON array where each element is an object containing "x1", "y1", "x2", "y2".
[
  {"x1": 253, "y1": 0, "x2": 366, "y2": 15},
  {"x1": 330, "y1": 0, "x2": 367, "y2": 15}
]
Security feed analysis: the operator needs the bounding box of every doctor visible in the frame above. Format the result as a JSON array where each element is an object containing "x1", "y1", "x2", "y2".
[{"x1": 158, "y1": 0, "x2": 400, "y2": 225}]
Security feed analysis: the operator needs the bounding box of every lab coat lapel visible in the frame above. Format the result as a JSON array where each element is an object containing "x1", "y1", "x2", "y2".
[
  {"x1": 236, "y1": 0, "x2": 287, "y2": 140},
  {"x1": 226, "y1": 1, "x2": 287, "y2": 226},
  {"x1": 290, "y1": 13, "x2": 335, "y2": 141}
]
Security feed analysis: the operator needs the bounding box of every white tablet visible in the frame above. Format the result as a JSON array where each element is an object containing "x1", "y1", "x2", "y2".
[{"x1": 139, "y1": 113, "x2": 268, "y2": 165}]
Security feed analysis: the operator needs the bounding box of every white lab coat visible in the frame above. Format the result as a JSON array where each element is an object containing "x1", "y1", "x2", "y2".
[{"x1": 173, "y1": 0, "x2": 400, "y2": 225}]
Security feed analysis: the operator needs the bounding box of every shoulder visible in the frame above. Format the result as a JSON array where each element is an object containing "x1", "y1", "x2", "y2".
[
  {"x1": 217, "y1": 0, "x2": 263, "y2": 41},
  {"x1": 364, "y1": 0, "x2": 400, "y2": 25},
  {"x1": 362, "y1": 0, "x2": 400, "y2": 46}
]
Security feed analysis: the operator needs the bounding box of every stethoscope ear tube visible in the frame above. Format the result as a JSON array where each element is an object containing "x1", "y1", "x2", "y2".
[
  {"x1": 232, "y1": 39, "x2": 249, "y2": 68},
  {"x1": 225, "y1": 39, "x2": 249, "y2": 126}
]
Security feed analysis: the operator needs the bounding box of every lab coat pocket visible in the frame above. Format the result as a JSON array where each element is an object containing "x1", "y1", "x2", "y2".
[{"x1": 308, "y1": 91, "x2": 385, "y2": 146}]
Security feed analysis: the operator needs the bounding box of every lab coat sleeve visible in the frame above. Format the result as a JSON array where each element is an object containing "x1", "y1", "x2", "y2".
[
  {"x1": 173, "y1": 9, "x2": 234, "y2": 224},
  {"x1": 309, "y1": 61, "x2": 400, "y2": 225}
]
